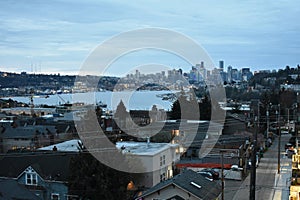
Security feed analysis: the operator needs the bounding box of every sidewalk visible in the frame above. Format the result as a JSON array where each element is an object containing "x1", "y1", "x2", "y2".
[{"x1": 272, "y1": 148, "x2": 292, "y2": 200}]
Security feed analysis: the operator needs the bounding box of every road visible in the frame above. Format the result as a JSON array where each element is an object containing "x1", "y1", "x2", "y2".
[{"x1": 224, "y1": 134, "x2": 292, "y2": 200}]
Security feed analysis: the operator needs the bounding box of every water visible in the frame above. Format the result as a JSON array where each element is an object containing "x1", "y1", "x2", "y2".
[{"x1": 5, "y1": 90, "x2": 176, "y2": 111}]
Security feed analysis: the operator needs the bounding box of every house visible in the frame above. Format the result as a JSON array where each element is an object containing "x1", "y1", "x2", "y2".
[
  {"x1": 135, "y1": 169, "x2": 222, "y2": 200},
  {"x1": 0, "y1": 107, "x2": 55, "y2": 116},
  {"x1": 116, "y1": 140, "x2": 180, "y2": 188},
  {"x1": 0, "y1": 179, "x2": 41, "y2": 200},
  {"x1": 0, "y1": 121, "x2": 57, "y2": 153},
  {"x1": 0, "y1": 151, "x2": 76, "y2": 200},
  {"x1": 178, "y1": 120, "x2": 223, "y2": 158}
]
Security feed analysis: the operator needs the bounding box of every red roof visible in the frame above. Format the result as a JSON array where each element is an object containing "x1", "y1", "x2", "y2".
[{"x1": 176, "y1": 163, "x2": 232, "y2": 169}]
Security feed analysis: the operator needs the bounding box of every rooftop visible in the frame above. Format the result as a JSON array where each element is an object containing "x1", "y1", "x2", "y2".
[
  {"x1": 0, "y1": 151, "x2": 75, "y2": 181},
  {"x1": 137, "y1": 169, "x2": 222, "y2": 200},
  {"x1": 116, "y1": 141, "x2": 178, "y2": 156},
  {"x1": 38, "y1": 139, "x2": 82, "y2": 152}
]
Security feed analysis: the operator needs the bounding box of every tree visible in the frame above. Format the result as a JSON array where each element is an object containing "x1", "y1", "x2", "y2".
[
  {"x1": 114, "y1": 100, "x2": 130, "y2": 130},
  {"x1": 280, "y1": 90, "x2": 296, "y2": 109},
  {"x1": 170, "y1": 98, "x2": 181, "y2": 120},
  {"x1": 199, "y1": 94, "x2": 211, "y2": 120},
  {"x1": 68, "y1": 151, "x2": 134, "y2": 200},
  {"x1": 169, "y1": 94, "x2": 199, "y2": 120},
  {"x1": 114, "y1": 100, "x2": 128, "y2": 119},
  {"x1": 70, "y1": 109, "x2": 146, "y2": 200}
]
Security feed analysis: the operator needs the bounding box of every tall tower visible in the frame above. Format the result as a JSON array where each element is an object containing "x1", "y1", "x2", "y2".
[
  {"x1": 227, "y1": 65, "x2": 232, "y2": 83},
  {"x1": 219, "y1": 60, "x2": 224, "y2": 72},
  {"x1": 200, "y1": 61, "x2": 204, "y2": 69}
]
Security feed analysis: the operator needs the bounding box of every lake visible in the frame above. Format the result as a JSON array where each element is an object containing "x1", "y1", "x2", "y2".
[{"x1": 5, "y1": 90, "x2": 176, "y2": 111}]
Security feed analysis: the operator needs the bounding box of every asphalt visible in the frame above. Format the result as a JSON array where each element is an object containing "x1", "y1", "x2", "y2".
[{"x1": 224, "y1": 134, "x2": 292, "y2": 200}]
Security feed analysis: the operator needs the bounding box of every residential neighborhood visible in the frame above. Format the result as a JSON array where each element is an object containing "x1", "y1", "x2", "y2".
[{"x1": 0, "y1": 64, "x2": 300, "y2": 199}]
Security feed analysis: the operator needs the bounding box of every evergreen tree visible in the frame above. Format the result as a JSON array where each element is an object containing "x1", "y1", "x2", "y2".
[
  {"x1": 114, "y1": 100, "x2": 128, "y2": 119},
  {"x1": 68, "y1": 151, "x2": 134, "y2": 200},
  {"x1": 170, "y1": 94, "x2": 199, "y2": 120},
  {"x1": 199, "y1": 94, "x2": 211, "y2": 120}
]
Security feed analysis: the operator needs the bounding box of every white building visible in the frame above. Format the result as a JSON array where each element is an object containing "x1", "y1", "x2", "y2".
[{"x1": 116, "y1": 140, "x2": 180, "y2": 188}]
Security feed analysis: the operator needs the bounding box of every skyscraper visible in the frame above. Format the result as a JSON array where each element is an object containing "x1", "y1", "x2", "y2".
[
  {"x1": 219, "y1": 60, "x2": 224, "y2": 72},
  {"x1": 227, "y1": 65, "x2": 232, "y2": 83}
]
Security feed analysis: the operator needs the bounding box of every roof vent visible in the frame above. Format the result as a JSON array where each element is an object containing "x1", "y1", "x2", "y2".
[{"x1": 190, "y1": 181, "x2": 201, "y2": 189}]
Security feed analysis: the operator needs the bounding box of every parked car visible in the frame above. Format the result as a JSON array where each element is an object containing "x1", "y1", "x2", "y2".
[
  {"x1": 281, "y1": 130, "x2": 289, "y2": 135},
  {"x1": 231, "y1": 165, "x2": 238, "y2": 171},
  {"x1": 198, "y1": 171, "x2": 214, "y2": 181},
  {"x1": 286, "y1": 149, "x2": 296, "y2": 159},
  {"x1": 199, "y1": 168, "x2": 220, "y2": 180},
  {"x1": 285, "y1": 143, "x2": 293, "y2": 150}
]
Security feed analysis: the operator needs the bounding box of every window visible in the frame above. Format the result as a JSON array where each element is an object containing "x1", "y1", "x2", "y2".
[
  {"x1": 160, "y1": 156, "x2": 162, "y2": 166},
  {"x1": 160, "y1": 155, "x2": 166, "y2": 166},
  {"x1": 160, "y1": 173, "x2": 166, "y2": 181},
  {"x1": 24, "y1": 167, "x2": 38, "y2": 186},
  {"x1": 51, "y1": 193, "x2": 60, "y2": 200},
  {"x1": 24, "y1": 166, "x2": 38, "y2": 185},
  {"x1": 26, "y1": 173, "x2": 37, "y2": 185}
]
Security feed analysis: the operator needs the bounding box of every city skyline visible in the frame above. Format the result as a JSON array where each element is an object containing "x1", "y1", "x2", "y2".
[{"x1": 1, "y1": 0, "x2": 300, "y2": 76}]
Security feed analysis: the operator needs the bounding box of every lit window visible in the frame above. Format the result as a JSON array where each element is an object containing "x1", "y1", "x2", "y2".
[{"x1": 127, "y1": 181, "x2": 135, "y2": 190}]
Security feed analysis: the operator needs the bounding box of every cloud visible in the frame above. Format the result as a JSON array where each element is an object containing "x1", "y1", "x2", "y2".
[{"x1": 0, "y1": 0, "x2": 300, "y2": 75}]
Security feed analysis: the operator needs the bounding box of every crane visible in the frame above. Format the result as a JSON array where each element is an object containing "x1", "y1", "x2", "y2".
[
  {"x1": 29, "y1": 88, "x2": 35, "y2": 117},
  {"x1": 28, "y1": 88, "x2": 50, "y2": 117}
]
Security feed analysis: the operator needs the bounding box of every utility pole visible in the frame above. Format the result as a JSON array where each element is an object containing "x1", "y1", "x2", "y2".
[
  {"x1": 250, "y1": 102, "x2": 259, "y2": 200},
  {"x1": 277, "y1": 104, "x2": 281, "y2": 174},
  {"x1": 220, "y1": 150, "x2": 225, "y2": 200},
  {"x1": 266, "y1": 109, "x2": 269, "y2": 139},
  {"x1": 288, "y1": 108, "x2": 290, "y2": 124}
]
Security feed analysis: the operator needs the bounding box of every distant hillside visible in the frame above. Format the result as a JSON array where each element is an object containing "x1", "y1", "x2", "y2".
[
  {"x1": 0, "y1": 71, "x2": 119, "y2": 96},
  {"x1": 249, "y1": 65, "x2": 300, "y2": 88}
]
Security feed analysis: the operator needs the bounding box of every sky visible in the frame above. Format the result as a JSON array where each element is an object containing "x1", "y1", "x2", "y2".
[{"x1": 0, "y1": 0, "x2": 300, "y2": 76}]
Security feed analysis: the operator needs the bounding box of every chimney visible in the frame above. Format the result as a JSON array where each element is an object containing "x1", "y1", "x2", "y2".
[{"x1": 147, "y1": 136, "x2": 150, "y2": 147}]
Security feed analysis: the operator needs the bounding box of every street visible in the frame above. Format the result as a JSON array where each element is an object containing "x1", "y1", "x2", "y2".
[{"x1": 224, "y1": 134, "x2": 292, "y2": 200}]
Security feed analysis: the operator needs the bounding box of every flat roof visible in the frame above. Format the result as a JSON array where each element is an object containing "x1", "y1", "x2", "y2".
[
  {"x1": 158, "y1": 120, "x2": 208, "y2": 123},
  {"x1": 1, "y1": 107, "x2": 55, "y2": 112},
  {"x1": 38, "y1": 139, "x2": 81, "y2": 152},
  {"x1": 116, "y1": 141, "x2": 178, "y2": 156}
]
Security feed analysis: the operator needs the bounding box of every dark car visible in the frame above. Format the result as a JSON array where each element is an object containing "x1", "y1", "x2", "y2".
[
  {"x1": 285, "y1": 143, "x2": 293, "y2": 150},
  {"x1": 199, "y1": 168, "x2": 220, "y2": 180},
  {"x1": 198, "y1": 171, "x2": 214, "y2": 181}
]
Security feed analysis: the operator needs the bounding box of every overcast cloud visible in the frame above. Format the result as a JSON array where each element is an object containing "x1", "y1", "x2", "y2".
[{"x1": 0, "y1": 0, "x2": 299, "y2": 75}]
